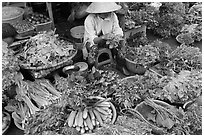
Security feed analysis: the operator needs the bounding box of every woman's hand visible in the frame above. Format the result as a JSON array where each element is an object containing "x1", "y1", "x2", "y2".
[{"x1": 102, "y1": 33, "x2": 115, "y2": 40}]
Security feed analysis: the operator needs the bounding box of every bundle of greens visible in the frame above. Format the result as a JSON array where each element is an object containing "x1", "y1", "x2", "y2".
[
  {"x1": 5, "y1": 75, "x2": 62, "y2": 130},
  {"x1": 5, "y1": 99, "x2": 31, "y2": 130},
  {"x1": 166, "y1": 44, "x2": 202, "y2": 72},
  {"x1": 105, "y1": 35, "x2": 124, "y2": 50},
  {"x1": 24, "y1": 101, "x2": 79, "y2": 135}
]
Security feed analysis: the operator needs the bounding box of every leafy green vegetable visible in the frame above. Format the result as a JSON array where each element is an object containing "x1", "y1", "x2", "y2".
[
  {"x1": 19, "y1": 31, "x2": 76, "y2": 67},
  {"x1": 94, "y1": 116, "x2": 152, "y2": 135},
  {"x1": 123, "y1": 44, "x2": 160, "y2": 67},
  {"x1": 2, "y1": 44, "x2": 20, "y2": 92},
  {"x1": 24, "y1": 102, "x2": 79, "y2": 135},
  {"x1": 167, "y1": 44, "x2": 202, "y2": 72}
]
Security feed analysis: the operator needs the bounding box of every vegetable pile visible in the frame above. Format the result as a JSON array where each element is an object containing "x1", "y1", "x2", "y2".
[
  {"x1": 124, "y1": 44, "x2": 160, "y2": 66},
  {"x1": 2, "y1": 2, "x2": 202, "y2": 135},
  {"x1": 2, "y1": 42, "x2": 20, "y2": 92},
  {"x1": 2, "y1": 112, "x2": 11, "y2": 134},
  {"x1": 19, "y1": 31, "x2": 76, "y2": 67},
  {"x1": 26, "y1": 13, "x2": 51, "y2": 25},
  {"x1": 64, "y1": 97, "x2": 117, "y2": 134},
  {"x1": 12, "y1": 20, "x2": 35, "y2": 34},
  {"x1": 4, "y1": 74, "x2": 61, "y2": 130},
  {"x1": 126, "y1": 2, "x2": 201, "y2": 40},
  {"x1": 164, "y1": 44, "x2": 202, "y2": 73}
]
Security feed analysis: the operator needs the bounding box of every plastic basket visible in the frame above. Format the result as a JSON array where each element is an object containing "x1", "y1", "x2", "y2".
[
  {"x1": 11, "y1": 20, "x2": 35, "y2": 37},
  {"x1": 125, "y1": 58, "x2": 146, "y2": 74},
  {"x1": 2, "y1": 6, "x2": 24, "y2": 24},
  {"x1": 70, "y1": 25, "x2": 85, "y2": 39},
  {"x1": 34, "y1": 21, "x2": 52, "y2": 32}
]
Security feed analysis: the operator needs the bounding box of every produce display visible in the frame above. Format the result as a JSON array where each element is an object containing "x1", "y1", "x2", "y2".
[
  {"x1": 166, "y1": 44, "x2": 202, "y2": 72},
  {"x1": 176, "y1": 24, "x2": 202, "y2": 44},
  {"x1": 4, "y1": 74, "x2": 62, "y2": 130},
  {"x1": 26, "y1": 13, "x2": 51, "y2": 25},
  {"x1": 2, "y1": 2, "x2": 202, "y2": 136},
  {"x1": 2, "y1": 112, "x2": 11, "y2": 134},
  {"x1": 2, "y1": 42, "x2": 20, "y2": 92},
  {"x1": 66, "y1": 97, "x2": 117, "y2": 134},
  {"x1": 19, "y1": 31, "x2": 76, "y2": 68},
  {"x1": 12, "y1": 20, "x2": 35, "y2": 36}
]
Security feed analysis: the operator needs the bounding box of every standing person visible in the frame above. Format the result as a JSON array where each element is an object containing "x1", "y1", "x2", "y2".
[{"x1": 83, "y1": 2, "x2": 130, "y2": 75}]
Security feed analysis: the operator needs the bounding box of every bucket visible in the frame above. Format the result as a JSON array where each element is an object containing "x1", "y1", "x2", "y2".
[
  {"x1": 70, "y1": 25, "x2": 85, "y2": 39},
  {"x1": 2, "y1": 7, "x2": 24, "y2": 24}
]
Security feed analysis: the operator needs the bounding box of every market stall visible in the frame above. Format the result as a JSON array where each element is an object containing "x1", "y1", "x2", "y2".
[{"x1": 2, "y1": 2, "x2": 202, "y2": 135}]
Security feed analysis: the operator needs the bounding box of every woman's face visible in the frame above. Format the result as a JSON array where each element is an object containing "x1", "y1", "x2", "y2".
[{"x1": 98, "y1": 12, "x2": 111, "y2": 19}]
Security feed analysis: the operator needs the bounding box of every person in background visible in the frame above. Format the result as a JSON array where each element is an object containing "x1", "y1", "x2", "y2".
[
  {"x1": 83, "y1": 2, "x2": 130, "y2": 75},
  {"x1": 2, "y1": 23, "x2": 18, "y2": 46},
  {"x1": 115, "y1": 2, "x2": 129, "y2": 31}
]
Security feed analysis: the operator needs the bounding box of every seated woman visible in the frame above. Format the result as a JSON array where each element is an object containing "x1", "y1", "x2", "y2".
[{"x1": 83, "y1": 2, "x2": 129, "y2": 74}]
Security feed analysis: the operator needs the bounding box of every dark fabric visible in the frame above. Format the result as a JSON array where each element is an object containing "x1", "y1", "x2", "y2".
[{"x1": 2, "y1": 23, "x2": 18, "y2": 39}]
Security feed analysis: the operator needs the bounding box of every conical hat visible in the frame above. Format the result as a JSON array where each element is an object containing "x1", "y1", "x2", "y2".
[{"x1": 86, "y1": 2, "x2": 121, "y2": 13}]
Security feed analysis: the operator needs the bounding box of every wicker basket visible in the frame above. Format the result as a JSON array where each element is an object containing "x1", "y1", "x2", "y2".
[
  {"x1": 11, "y1": 20, "x2": 35, "y2": 37},
  {"x1": 2, "y1": 6, "x2": 24, "y2": 24},
  {"x1": 30, "y1": 59, "x2": 74, "y2": 79},
  {"x1": 19, "y1": 38, "x2": 78, "y2": 79}
]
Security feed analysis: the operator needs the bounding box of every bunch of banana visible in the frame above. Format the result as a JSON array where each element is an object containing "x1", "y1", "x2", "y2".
[{"x1": 66, "y1": 98, "x2": 117, "y2": 134}]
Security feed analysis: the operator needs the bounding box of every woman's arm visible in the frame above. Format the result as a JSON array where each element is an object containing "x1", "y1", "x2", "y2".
[{"x1": 112, "y1": 13, "x2": 123, "y2": 36}]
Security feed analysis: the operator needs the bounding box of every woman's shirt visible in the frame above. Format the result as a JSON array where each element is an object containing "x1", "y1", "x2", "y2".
[{"x1": 84, "y1": 12, "x2": 123, "y2": 46}]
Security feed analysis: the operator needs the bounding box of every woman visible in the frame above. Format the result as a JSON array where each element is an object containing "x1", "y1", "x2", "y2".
[{"x1": 83, "y1": 2, "x2": 130, "y2": 75}]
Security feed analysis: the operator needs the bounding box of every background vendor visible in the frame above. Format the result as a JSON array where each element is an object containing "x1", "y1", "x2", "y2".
[{"x1": 83, "y1": 2, "x2": 129, "y2": 74}]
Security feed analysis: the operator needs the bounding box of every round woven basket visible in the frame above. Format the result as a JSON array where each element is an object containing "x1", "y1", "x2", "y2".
[
  {"x1": 20, "y1": 50, "x2": 77, "y2": 71},
  {"x1": 20, "y1": 37, "x2": 78, "y2": 71},
  {"x1": 2, "y1": 6, "x2": 24, "y2": 24}
]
